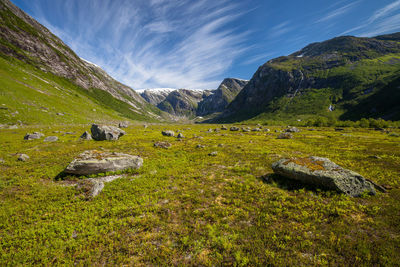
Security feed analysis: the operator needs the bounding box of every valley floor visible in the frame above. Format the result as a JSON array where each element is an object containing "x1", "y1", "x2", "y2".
[{"x1": 0, "y1": 124, "x2": 399, "y2": 265}]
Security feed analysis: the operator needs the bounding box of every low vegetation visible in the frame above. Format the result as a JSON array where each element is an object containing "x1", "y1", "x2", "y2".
[{"x1": 1, "y1": 123, "x2": 399, "y2": 265}]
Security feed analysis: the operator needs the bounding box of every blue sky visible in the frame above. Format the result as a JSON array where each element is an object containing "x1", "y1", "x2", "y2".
[{"x1": 11, "y1": 0, "x2": 400, "y2": 90}]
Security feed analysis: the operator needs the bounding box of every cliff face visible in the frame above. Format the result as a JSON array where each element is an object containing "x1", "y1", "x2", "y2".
[
  {"x1": 218, "y1": 34, "x2": 400, "y2": 122},
  {"x1": 0, "y1": 0, "x2": 163, "y2": 122}
]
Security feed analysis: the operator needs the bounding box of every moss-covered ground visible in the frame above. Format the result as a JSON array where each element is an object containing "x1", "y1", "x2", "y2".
[{"x1": 0, "y1": 124, "x2": 399, "y2": 266}]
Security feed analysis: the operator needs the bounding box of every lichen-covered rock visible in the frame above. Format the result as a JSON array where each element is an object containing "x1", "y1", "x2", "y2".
[
  {"x1": 64, "y1": 150, "x2": 143, "y2": 175},
  {"x1": 91, "y1": 124, "x2": 125, "y2": 141},
  {"x1": 271, "y1": 157, "x2": 376, "y2": 196},
  {"x1": 162, "y1": 130, "x2": 175, "y2": 137}
]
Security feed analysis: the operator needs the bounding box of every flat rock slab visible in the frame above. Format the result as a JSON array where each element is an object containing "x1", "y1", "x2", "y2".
[
  {"x1": 44, "y1": 136, "x2": 58, "y2": 142},
  {"x1": 91, "y1": 124, "x2": 125, "y2": 141},
  {"x1": 271, "y1": 157, "x2": 376, "y2": 197},
  {"x1": 64, "y1": 150, "x2": 143, "y2": 175}
]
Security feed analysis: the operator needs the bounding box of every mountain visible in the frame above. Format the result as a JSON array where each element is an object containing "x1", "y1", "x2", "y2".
[
  {"x1": 137, "y1": 88, "x2": 176, "y2": 106},
  {"x1": 217, "y1": 33, "x2": 400, "y2": 122},
  {"x1": 197, "y1": 78, "x2": 248, "y2": 116},
  {"x1": 0, "y1": 0, "x2": 164, "y2": 125},
  {"x1": 157, "y1": 89, "x2": 211, "y2": 119},
  {"x1": 138, "y1": 78, "x2": 247, "y2": 120}
]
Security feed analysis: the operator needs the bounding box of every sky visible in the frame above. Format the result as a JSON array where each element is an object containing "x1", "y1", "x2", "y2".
[{"x1": 11, "y1": 0, "x2": 400, "y2": 90}]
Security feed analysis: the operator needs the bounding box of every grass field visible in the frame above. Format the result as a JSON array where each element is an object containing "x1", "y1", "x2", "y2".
[{"x1": 1, "y1": 124, "x2": 399, "y2": 266}]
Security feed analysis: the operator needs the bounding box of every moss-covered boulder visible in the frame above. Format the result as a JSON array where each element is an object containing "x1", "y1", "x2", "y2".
[{"x1": 271, "y1": 157, "x2": 376, "y2": 196}]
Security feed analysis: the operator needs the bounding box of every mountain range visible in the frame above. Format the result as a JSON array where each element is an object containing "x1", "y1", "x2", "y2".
[{"x1": 1, "y1": 0, "x2": 399, "y2": 125}]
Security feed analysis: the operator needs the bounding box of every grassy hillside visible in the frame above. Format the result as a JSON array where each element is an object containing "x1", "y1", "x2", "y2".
[{"x1": 0, "y1": 124, "x2": 399, "y2": 265}]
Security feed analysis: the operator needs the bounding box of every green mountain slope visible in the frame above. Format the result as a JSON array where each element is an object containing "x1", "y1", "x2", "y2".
[
  {"x1": 0, "y1": 0, "x2": 164, "y2": 125},
  {"x1": 218, "y1": 33, "x2": 400, "y2": 123}
]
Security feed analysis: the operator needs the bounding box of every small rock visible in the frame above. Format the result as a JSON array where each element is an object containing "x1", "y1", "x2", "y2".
[
  {"x1": 177, "y1": 133, "x2": 184, "y2": 138},
  {"x1": 143, "y1": 125, "x2": 148, "y2": 129},
  {"x1": 80, "y1": 131, "x2": 92, "y2": 140},
  {"x1": 8, "y1": 125, "x2": 18, "y2": 129},
  {"x1": 196, "y1": 144, "x2": 205, "y2": 149},
  {"x1": 118, "y1": 122, "x2": 129, "y2": 128},
  {"x1": 207, "y1": 129, "x2": 213, "y2": 133},
  {"x1": 208, "y1": 151, "x2": 218, "y2": 156},
  {"x1": 0, "y1": 158, "x2": 4, "y2": 163},
  {"x1": 24, "y1": 132, "x2": 44, "y2": 140},
  {"x1": 162, "y1": 130, "x2": 175, "y2": 137},
  {"x1": 56, "y1": 112, "x2": 64, "y2": 116},
  {"x1": 230, "y1": 127, "x2": 240, "y2": 131},
  {"x1": 335, "y1": 128, "x2": 345, "y2": 132},
  {"x1": 154, "y1": 141, "x2": 172, "y2": 149},
  {"x1": 44, "y1": 136, "x2": 58, "y2": 142},
  {"x1": 91, "y1": 124, "x2": 125, "y2": 141},
  {"x1": 252, "y1": 128, "x2": 262, "y2": 132},
  {"x1": 286, "y1": 127, "x2": 300, "y2": 133},
  {"x1": 277, "y1": 133, "x2": 293, "y2": 139},
  {"x1": 242, "y1": 127, "x2": 251, "y2": 132},
  {"x1": 221, "y1": 125, "x2": 228, "y2": 130},
  {"x1": 63, "y1": 132, "x2": 76, "y2": 135},
  {"x1": 18, "y1": 154, "x2": 29, "y2": 161},
  {"x1": 218, "y1": 144, "x2": 224, "y2": 147}
]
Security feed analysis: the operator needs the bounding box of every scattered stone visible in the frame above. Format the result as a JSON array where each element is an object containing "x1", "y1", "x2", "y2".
[
  {"x1": 252, "y1": 128, "x2": 262, "y2": 132},
  {"x1": 91, "y1": 124, "x2": 125, "y2": 141},
  {"x1": 64, "y1": 150, "x2": 143, "y2": 175},
  {"x1": 388, "y1": 132, "x2": 400, "y2": 137},
  {"x1": 118, "y1": 122, "x2": 129, "y2": 128},
  {"x1": 76, "y1": 175, "x2": 125, "y2": 198},
  {"x1": 44, "y1": 136, "x2": 58, "y2": 142},
  {"x1": 277, "y1": 133, "x2": 293, "y2": 139},
  {"x1": 18, "y1": 154, "x2": 29, "y2": 162},
  {"x1": 8, "y1": 125, "x2": 18, "y2": 129},
  {"x1": 154, "y1": 141, "x2": 172, "y2": 149},
  {"x1": 230, "y1": 127, "x2": 240, "y2": 131},
  {"x1": 271, "y1": 157, "x2": 377, "y2": 197},
  {"x1": 208, "y1": 151, "x2": 218, "y2": 156},
  {"x1": 221, "y1": 125, "x2": 228, "y2": 130},
  {"x1": 63, "y1": 132, "x2": 76, "y2": 135},
  {"x1": 177, "y1": 133, "x2": 184, "y2": 138},
  {"x1": 196, "y1": 144, "x2": 205, "y2": 149},
  {"x1": 56, "y1": 112, "x2": 64, "y2": 116},
  {"x1": 143, "y1": 125, "x2": 148, "y2": 129},
  {"x1": 335, "y1": 128, "x2": 345, "y2": 132},
  {"x1": 80, "y1": 131, "x2": 92, "y2": 140},
  {"x1": 242, "y1": 127, "x2": 251, "y2": 132},
  {"x1": 218, "y1": 144, "x2": 224, "y2": 147},
  {"x1": 207, "y1": 129, "x2": 213, "y2": 133},
  {"x1": 369, "y1": 155, "x2": 382, "y2": 159},
  {"x1": 286, "y1": 127, "x2": 300, "y2": 133},
  {"x1": 24, "y1": 132, "x2": 44, "y2": 140},
  {"x1": 162, "y1": 130, "x2": 175, "y2": 137},
  {"x1": 0, "y1": 158, "x2": 4, "y2": 163},
  {"x1": 308, "y1": 128, "x2": 316, "y2": 131},
  {"x1": 274, "y1": 130, "x2": 280, "y2": 133},
  {"x1": 264, "y1": 128, "x2": 270, "y2": 132}
]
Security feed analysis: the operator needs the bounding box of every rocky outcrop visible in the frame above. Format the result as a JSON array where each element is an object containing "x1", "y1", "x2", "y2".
[
  {"x1": 271, "y1": 157, "x2": 376, "y2": 196},
  {"x1": 138, "y1": 88, "x2": 176, "y2": 106},
  {"x1": 91, "y1": 124, "x2": 125, "y2": 141},
  {"x1": 64, "y1": 150, "x2": 143, "y2": 175}
]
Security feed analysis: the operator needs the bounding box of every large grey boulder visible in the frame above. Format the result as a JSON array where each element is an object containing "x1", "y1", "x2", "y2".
[
  {"x1": 286, "y1": 127, "x2": 300, "y2": 133},
  {"x1": 230, "y1": 126, "x2": 240, "y2": 131},
  {"x1": 64, "y1": 150, "x2": 143, "y2": 175},
  {"x1": 277, "y1": 133, "x2": 293, "y2": 139},
  {"x1": 91, "y1": 124, "x2": 125, "y2": 141},
  {"x1": 271, "y1": 157, "x2": 376, "y2": 196},
  {"x1": 24, "y1": 132, "x2": 44, "y2": 140}
]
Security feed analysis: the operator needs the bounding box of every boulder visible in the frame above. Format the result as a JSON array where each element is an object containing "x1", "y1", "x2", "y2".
[
  {"x1": 242, "y1": 127, "x2": 251, "y2": 132},
  {"x1": 44, "y1": 136, "x2": 58, "y2": 142},
  {"x1": 264, "y1": 128, "x2": 271, "y2": 132},
  {"x1": 196, "y1": 144, "x2": 205, "y2": 149},
  {"x1": 221, "y1": 125, "x2": 228, "y2": 130},
  {"x1": 18, "y1": 154, "x2": 29, "y2": 161},
  {"x1": 24, "y1": 132, "x2": 44, "y2": 140},
  {"x1": 230, "y1": 127, "x2": 240, "y2": 131},
  {"x1": 91, "y1": 124, "x2": 125, "y2": 141},
  {"x1": 208, "y1": 151, "x2": 218, "y2": 156},
  {"x1": 80, "y1": 131, "x2": 92, "y2": 140},
  {"x1": 162, "y1": 130, "x2": 175, "y2": 137},
  {"x1": 64, "y1": 150, "x2": 143, "y2": 175},
  {"x1": 154, "y1": 141, "x2": 172, "y2": 149},
  {"x1": 177, "y1": 133, "x2": 184, "y2": 138},
  {"x1": 277, "y1": 133, "x2": 293, "y2": 139},
  {"x1": 252, "y1": 128, "x2": 262, "y2": 132},
  {"x1": 271, "y1": 157, "x2": 376, "y2": 196}
]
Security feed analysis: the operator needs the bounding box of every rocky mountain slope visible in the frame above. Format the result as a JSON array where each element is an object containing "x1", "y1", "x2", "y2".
[
  {"x1": 0, "y1": 0, "x2": 164, "y2": 125},
  {"x1": 138, "y1": 78, "x2": 247, "y2": 119},
  {"x1": 217, "y1": 33, "x2": 400, "y2": 122},
  {"x1": 197, "y1": 78, "x2": 248, "y2": 116}
]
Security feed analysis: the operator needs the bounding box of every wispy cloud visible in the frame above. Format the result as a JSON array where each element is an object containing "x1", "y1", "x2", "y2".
[
  {"x1": 269, "y1": 21, "x2": 293, "y2": 38},
  {"x1": 242, "y1": 52, "x2": 274, "y2": 65},
  {"x1": 31, "y1": 0, "x2": 250, "y2": 89},
  {"x1": 341, "y1": 0, "x2": 400, "y2": 36},
  {"x1": 316, "y1": 1, "x2": 361, "y2": 23}
]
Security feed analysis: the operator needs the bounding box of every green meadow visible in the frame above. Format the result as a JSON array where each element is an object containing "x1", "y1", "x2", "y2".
[{"x1": 1, "y1": 124, "x2": 399, "y2": 266}]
